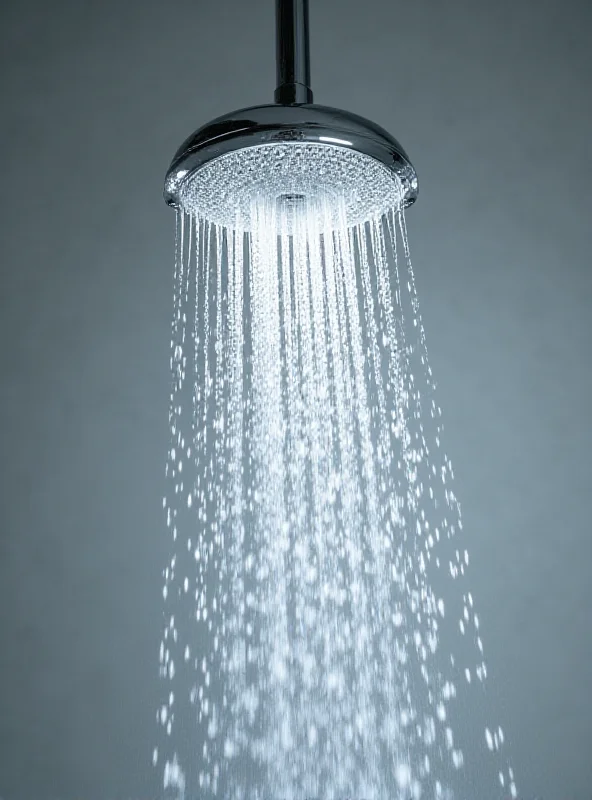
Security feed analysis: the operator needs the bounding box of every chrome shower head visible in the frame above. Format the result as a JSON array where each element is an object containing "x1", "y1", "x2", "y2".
[{"x1": 163, "y1": 0, "x2": 418, "y2": 231}]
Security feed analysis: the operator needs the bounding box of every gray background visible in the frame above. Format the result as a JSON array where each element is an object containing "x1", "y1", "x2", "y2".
[{"x1": 1, "y1": 0, "x2": 591, "y2": 798}]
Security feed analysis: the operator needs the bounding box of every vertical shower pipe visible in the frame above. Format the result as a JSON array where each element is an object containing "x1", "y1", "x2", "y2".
[{"x1": 274, "y1": 0, "x2": 314, "y2": 104}]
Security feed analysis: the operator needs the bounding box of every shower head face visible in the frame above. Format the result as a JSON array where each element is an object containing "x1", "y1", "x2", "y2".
[
  {"x1": 164, "y1": 104, "x2": 418, "y2": 231},
  {"x1": 170, "y1": 141, "x2": 403, "y2": 231}
]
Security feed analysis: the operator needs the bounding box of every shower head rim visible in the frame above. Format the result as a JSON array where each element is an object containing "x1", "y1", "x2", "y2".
[{"x1": 164, "y1": 103, "x2": 418, "y2": 212}]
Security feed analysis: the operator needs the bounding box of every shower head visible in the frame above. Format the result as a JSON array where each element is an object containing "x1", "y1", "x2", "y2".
[
  {"x1": 164, "y1": 104, "x2": 418, "y2": 230},
  {"x1": 163, "y1": 0, "x2": 418, "y2": 231}
]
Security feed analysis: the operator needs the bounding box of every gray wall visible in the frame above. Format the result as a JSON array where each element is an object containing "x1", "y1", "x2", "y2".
[{"x1": 0, "y1": 0, "x2": 591, "y2": 798}]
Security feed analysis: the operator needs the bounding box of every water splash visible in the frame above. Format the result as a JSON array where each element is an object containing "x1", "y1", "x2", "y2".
[{"x1": 155, "y1": 186, "x2": 516, "y2": 799}]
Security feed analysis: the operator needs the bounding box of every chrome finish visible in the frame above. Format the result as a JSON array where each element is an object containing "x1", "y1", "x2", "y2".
[
  {"x1": 164, "y1": 104, "x2": 418, "y2": 210},
  {"x1": 275, "y1": 0, "x2": 313, "y2": 105}
]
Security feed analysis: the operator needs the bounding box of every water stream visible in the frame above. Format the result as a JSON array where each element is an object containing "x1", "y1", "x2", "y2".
[{"x1": 154, "y1": 191, "x2": 516, "y2": 800}]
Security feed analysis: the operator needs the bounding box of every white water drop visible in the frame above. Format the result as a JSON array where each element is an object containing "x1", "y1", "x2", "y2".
[{"x1": 395, "y1": 763, "x2": 411, "y2": 789}]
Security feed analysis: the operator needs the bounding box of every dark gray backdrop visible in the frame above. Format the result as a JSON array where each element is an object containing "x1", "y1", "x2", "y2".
[{"x1": 1, "y1": 0, "x2": 591, "y2": 798}]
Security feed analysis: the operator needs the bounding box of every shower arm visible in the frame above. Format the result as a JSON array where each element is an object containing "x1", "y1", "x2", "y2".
[{"x1": 274, "y1": 0, "x2": 314, "y2": 105}]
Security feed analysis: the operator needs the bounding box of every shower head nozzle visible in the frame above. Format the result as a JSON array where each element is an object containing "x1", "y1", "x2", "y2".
[{"x1": 164, "y1": 0, "x2": 418, "y2": 230}]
